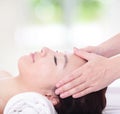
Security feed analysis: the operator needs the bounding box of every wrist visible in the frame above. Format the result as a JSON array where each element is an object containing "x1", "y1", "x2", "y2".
[
  {"x1": 96, "y1": 46, "x2": 114, "y2": 58},
  {"x1": 92, "y1": 46, "x2": 107, "y2": 57},
  {"x1": 109, "y1": 56, "x2": 120, "y2": 80}
]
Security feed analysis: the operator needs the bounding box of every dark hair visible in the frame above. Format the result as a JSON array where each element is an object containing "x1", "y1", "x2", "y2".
[{"x1": 55, "y1": 88, "x2": 107, "y2": 114}]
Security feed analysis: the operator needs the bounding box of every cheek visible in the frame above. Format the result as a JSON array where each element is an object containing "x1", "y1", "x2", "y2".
[
  {"x1": 54, "y1": 72, "x2": 65, "y2": 83},
  {"x1": 28, "y1": 63, "x2": 55, "y2": 83}
]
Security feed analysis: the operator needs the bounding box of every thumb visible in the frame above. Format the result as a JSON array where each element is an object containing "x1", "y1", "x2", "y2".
[
  {"x1": 80, "y1": 46, "x2": 96, "y2": 53},
  {"x1": 73, "y1": 46, "x2": 95, "y2": 53},
  {"x1": 74, "y1": 48, "x2": 96, "y2": 61}
]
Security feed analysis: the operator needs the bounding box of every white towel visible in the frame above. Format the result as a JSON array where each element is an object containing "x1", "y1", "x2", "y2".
[
  {"x1": 103, "y1": 105, "x2": 120, "y2": 114},
  {"x1": 4, "y1": 92, "x2": 57, "y2": 114}
]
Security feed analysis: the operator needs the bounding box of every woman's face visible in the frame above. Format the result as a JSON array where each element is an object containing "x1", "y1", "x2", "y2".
[{"x1": 18, "y1": 47, "x2": 86, "y2": 89}]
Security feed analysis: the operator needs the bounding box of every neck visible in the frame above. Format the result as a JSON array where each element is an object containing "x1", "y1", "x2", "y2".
[
  {"x1": 0, "y1": 76, "x2": 39, "y2": 113},
  {"x1": 0, "y1": 75, "x2": 55, "y2": 113}
]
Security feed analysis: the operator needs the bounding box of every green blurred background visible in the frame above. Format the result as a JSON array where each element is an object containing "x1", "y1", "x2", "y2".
[
  {"x1": 0, "y1": 0, "x2": 120, "y2": 75},
  {"x1": 29, "y1": 0, "x2": 104, "y2": 24}
]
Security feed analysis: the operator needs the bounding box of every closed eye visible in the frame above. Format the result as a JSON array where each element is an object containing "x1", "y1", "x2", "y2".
[{"x1": 54, "y1": 56, "x2": 57, "y2": 65}]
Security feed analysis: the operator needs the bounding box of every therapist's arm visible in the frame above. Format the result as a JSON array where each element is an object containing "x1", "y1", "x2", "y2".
[
  {"x1": 55, "y1": 51, "x2": 120, "y2": 98},
  {"x1": 82, "y1": 33, "x2": 120, "y2": 57},
  {"x1": 55, "y1": 33, "x2": 120, "y2": 98}
]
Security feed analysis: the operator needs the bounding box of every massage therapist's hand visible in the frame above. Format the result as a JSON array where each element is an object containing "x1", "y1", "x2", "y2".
[
  {"x1": 80, "y1": 46, "x2": 106, "y2": 57},
  {"x1": 55, "y1": 49, "x2": 120, "y2": 98},
  {"x1": 80, "y1": 46, "x2": 99, "y2": 53}
]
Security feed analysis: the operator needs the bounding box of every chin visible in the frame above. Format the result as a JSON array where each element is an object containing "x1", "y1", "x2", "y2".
[{"x1": 18, "y1": 56, "x2": 29, "y2": 73}]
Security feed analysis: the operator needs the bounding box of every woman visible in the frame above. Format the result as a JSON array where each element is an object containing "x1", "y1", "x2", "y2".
[{"x1": 0, "y1": 47, "x2": 107, "y2": 114}]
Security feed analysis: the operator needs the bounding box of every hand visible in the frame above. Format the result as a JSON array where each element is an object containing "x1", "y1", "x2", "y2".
[
  {"x1": 55, "y1": 49, "x2": 118, "y2": 98},
  {"x1": 80, "y1": 46, "x2": 103, "y2": 55}
]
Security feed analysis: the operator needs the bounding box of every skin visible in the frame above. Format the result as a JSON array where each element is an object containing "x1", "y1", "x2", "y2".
[
  {"x1": 0, "y1": 47, "x2": 86, "y2": 113},
  {"x1": 55, "y1": 33, "x2": 120, "y2": 98},
  {"x1": 80, "y1": 33, "x2": 120, "y2": 58},
  {"x1": 0, "y1": 71, "x2": 12, "y2": 79},
  {"x1": 18, "y1": 47, "x2": 86, "y2": 90}
]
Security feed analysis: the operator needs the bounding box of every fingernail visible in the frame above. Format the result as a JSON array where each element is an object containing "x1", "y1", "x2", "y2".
[
  {"x1": 55, "y1": 91, "x2": 59, "y2": 95},
  {"x1": 60, "y1": 94, "x2": 67, "y2": 99},
  {"x1": 55, "y1": 89, "x2": 61, "y2": 95},
  {"x1": 60, "y1": 92, "x2": 69, "y2": 98},
  {"x1": 72, "y1": 95, "x2": 78, "y2": 98},
  {"x1": 74, "y1": 47, "x2": 80, "y2": 53},
  {"x1": 73, "y1": 47, "x2": 77, "y2": 51},
  {"x1": 56, "y1": 83, "x2": 60, "y2": 88},
  {"x1": 56, "y1": 81, "x2": 63, "y2": 87},
  {"x1": 72, "y1": 94, "x2": 81, "y2": 98},
  {"x1": 55, "y1": 89, "x2": 60, "y2": 95}
]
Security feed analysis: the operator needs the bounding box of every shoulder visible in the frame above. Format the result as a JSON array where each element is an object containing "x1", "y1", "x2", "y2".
[
  {"x1": 0, "y1": 70, "x2": 12, "y2": 80},
  {"x1": 4, "y1": 92, "x2": 57, "y2": 114}
]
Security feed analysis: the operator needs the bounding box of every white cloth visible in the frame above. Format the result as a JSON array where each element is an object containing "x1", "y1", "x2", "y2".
[
  {"x1": 102, "y1": 87, "x2": 120, "y2": 114},
  {"x1": 4, "y1": 92, "x2": 57, "y2": 114},
  {"x1": 103, "y1": 106, "x2": 120, "y2": 114}
]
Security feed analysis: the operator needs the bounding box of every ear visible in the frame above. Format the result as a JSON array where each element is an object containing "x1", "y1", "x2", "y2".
[{"x1": 45, "y1": 93, "x2": 60, "y2": 106}]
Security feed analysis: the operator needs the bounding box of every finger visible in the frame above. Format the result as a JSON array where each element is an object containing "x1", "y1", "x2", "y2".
[
  {"x1": 56, "y1": 69, "x2": 82, "y2": 88},
  {"x1": 79, "y1": 46, "x2": 95, "y2": 53},
  {"x1": 74, "y1": 49, "x2": 97, "y2": 61},
  {"x1": 56, "y1": 75, "x2": 78, "y2": 88},
  {"x1": 55, "y1": 75, "x2": 85, "y2": 95},
  {"x1": 73, "y1": 47, "x2": 79, "y2": 50},
  {"x1": 59, "y1": 81, "x2": 87, "y2": 98},
  {"x1": 72, "y1": 87, "x2": 93, "y2": 98}
]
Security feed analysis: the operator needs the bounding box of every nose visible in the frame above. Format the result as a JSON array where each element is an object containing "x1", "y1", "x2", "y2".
[{"x1": 40, "y1": 47, "x2": 49, "y2": 56}]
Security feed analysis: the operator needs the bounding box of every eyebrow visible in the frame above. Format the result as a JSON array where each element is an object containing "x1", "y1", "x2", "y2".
[{"x1": 63, "y1": 54, "x2": 68, "y2": 68}]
